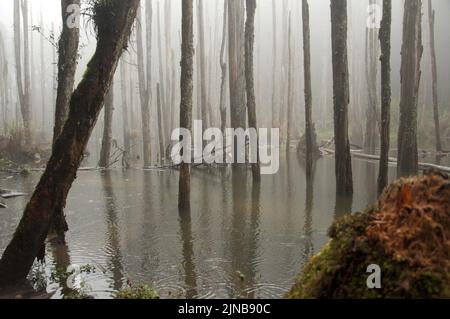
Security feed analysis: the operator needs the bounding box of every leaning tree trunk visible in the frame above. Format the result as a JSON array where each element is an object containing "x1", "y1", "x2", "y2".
[
  {"x1": 0, "y1": 0, "x2": 140, "y2": 287},
  {"x1": 179, "y1": 0, "x2": 195, "y2": 210},
  {"x1": 378, "y1": 0, "x2": 392, "y2": 195},
  {"x1": 302, "y1": 0, "x2": 314, "y2": 178},
  {"x1": 99, "y1": 86, "x2": 115, "y2": 168},
  {"x1": 427, "y1": 0, "x2": 442, "y2": 153},
  {"x1": 245, "y1": 0, "x2": 260, "y2": 181},
  {"x1": 397, "y1": 0, "x2": 423, "y2": 177},
  {"x1": 330, "y1": 0, "x2": 353, "y2": 195},
  {"x1": 53, "y1": 0, "x2": 81, "y2": 143},
  {"x1": 50, "y1": 0, "x2": 81, "y2": 237},
  {"x1": 136, "y1": 4, "x2": 152, "y2": 167}
]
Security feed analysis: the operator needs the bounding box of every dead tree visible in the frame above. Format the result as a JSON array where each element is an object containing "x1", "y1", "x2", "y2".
[
  {"x1": 228, "y1": 0, "x2": 246, "y2": 164},
  {"x1": 53, "y1": 0, "x2": 81, "y2": 143},
  {"x1": 302, "y1": 0, "x2": 314, "y2": 176},
  {"x1": 179, "y1": 0, "x2": 195, "y2": 210},
  {"x1": 219, "y1": 0, "x2": 228, "y2": 163},
  {"x1": 197, "y1": 0, "x2": 209, "y2": 134},
  {"x1": 120, "y1": 58, "x2": 131, "y2": 164},
  {"x1": 14, "y1": 0, "x2": 32, "y2": 144},
  {"x1": 427, "y1": 0, "x2": 442, "y2": 153},
  {"x1": 245, "y1": 0, "x2": 260, "y2": 180},
  {"x1": 286, "y1": 14, "x2": 294, "y2": 154},
  {"x1": 99, "y1": 86, "x2": 115, "y2": 168},
  {"x1": 397, "y1": 0, "x2": 423, "y2": 177},
  {"x1": 0, "y1": 0, "x2": 140, "y2": 287},
  {"x1": 378, "y1": 0, "x2": 392, "y2": 195},
  {"x1": 271, "y1": 0, "x2": 277, "y2": 129},
  {"x1": 331, "y1": 0, "x2": 353, "y2": 195},
  {"x1": 136, "y1": 3, "x2": 152, "y2": 167}
]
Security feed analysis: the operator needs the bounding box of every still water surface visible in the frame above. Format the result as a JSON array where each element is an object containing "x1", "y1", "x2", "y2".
[{"x1": 0, "y1": 155, "x2": 399, "y2": 298}]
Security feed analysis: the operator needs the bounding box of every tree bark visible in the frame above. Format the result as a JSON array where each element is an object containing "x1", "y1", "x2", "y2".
[
  {"x1": 330, "y1": 0, "x2": 353, "y2": 195},
  {"x1": 53, "y1": 0, "x2": 80, "y2": 144},
  {"x1": 397, "y1": 0, "x2": 423, "y2": 177},
  {"x1": 136, "y1": 4, "x2": 152, "y2": 167},
  {"x1": 0, "y1": 0, "x2": 140, "y2": 287},
  {"x1": 197, "y1": 0, "x2": 209, "y2": 134},
  {"x1": 99, "y1": 86, "x2": 115, "y2": 168},
  {"x1": 228, "y1": 0, "x2": 246, "y2": 164},
  {"x1": 179, "y1": 0, "x2": 195, "y2": 210},
  {"x1": 427, "y1": 0, "x2": 442, "y2": 153},
  {"x1": 245, "y1": 0, "x2": 260, "y2": 181},
  {"x1": 219, "y1": 0, "x2": 228, "y2": 164},
  {"x1": 378, "y1": 0, "x2": 392, "y2": 195},
  {"x1": 302, "y1": 0, "x2": 314, "y2": 178},
  {"x1": 120, "y1": 58, "x2": 131, "y2": 166}
]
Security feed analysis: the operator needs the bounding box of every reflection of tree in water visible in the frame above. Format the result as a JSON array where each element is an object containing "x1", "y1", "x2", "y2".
[
  {"x1": 100, "y1": 171, "x2": 124, "y2": 291},
  {"x1": 178, "y1": 207, "x2": 198, "y2": 298},
  {"x1": 229, "y1": 167, "x2": 261, "y2": 299},
  {"x1": 48, "y1": 237, "x2": 73, "y2": 297}
]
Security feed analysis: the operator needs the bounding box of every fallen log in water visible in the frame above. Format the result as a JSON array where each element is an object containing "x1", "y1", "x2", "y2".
[{"x1": 321, "y1": 148, "x2": 450, "y2": 173}]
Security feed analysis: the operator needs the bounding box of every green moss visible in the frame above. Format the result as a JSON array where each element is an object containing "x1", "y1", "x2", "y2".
[
  {"x1": 114, "y1": 285, "x2": 159, "y2": 300},
  {"x1": 287, "y1": 208, "x2": 450, "y2": 299}
]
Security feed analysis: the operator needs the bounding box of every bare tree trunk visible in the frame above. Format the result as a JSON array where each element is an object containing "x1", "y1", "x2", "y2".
[
  {"x1": 271, "y1": 0, "x2": 277, "y2": 129},
  {"x1": 99, "y1": 86, "x2": 115, "y2": 168},
  {"x1": 378, "y1": 0, "x2": 392, "y2": 195},
  {"x1": 245, "y1": 0, "x2": 260, "y2": 181},
  {"x1": 39, "y1": 6, "x2": 46, "y2": 138},
  {"x1": 286, "y1": 14, "x2": 293, "y2": 154},
  {"x1": 156, "y1": 2, "x2": 168, "y2": 155},
  {"x1": 228, "y1": 0, "x2": 246, "y2": 164},
  {"x1": 21, "y1": 0, "x2": 31, "y2": 143},
  {"x1": 331, "y1": 0, "x2": 353, "y2": 195},
  {"x1": 179, "y1": 0, "x2": 195, "y2": 210},
  {"x1": 198, "y1": 0, "x2": 209, "y2": 135},
  {"x1": 427, "y1": 0, "x2": 442, "y2": 153},
  {"x1": 120, "y1": 58, "x2": 131, "y2": 166},
  {"x1": 14, "y1": 0, "x2": 31, "y2": 144},
  {"x1": 302, "y1": 0, "x2": 314, "y2": 177},
  {"x1": 156, "y1": 82, "x2": 165, "y2": 162},
  {"x1": 53, "y1": 0, "x2": 81, "y2": 144},
  {"x1": 0, "y1": 29, "x2": 8, "y2": 134},
  {"x1": 136, "y1": 4, "x2": 152, "y2": 167},
  {"x1": 219, "y1": 0, "x2": 228, "y2": 163},
  {"x1": 0, "y1": 0, "x2": 140, "y2": 287},
  {"x1": 397, "y1": 0, "x2": 423, "y2": 177}
]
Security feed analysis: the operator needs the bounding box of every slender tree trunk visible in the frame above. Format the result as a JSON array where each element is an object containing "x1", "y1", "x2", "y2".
[
  {"x1": 378, "y1": 0, "x2": 392, "y2": 195},
  {"x1": 427, "y1": 0, "x2": 442, "y2": 153},
  {"x1": 302, "y1": 0, "x2": 314, "y2": 177},
  {"x1": 330, "y1": 0, "x2": 353, "y2": 195},
  {"x1": 39, "y1": 6, "x2": 46, "y2": 138},
  {"x1": 99, "y1": 86, "x2": 115, "y2": 168},
  {"x1": 198, "y1": 0, "x2": 208, "y2": 135},
  {"x1": 156, "y1": 2, "x2": 168, "y2": 155},
  {"x1": 179, "y1": 0, "x2": 195, "y2": 210},
  {"x1": 286, "y1": 14, "x2": 293, "y2": 154},
  {"x1": 120, "y1": 58, "x2": 131, "y2": 166},
  {"x1": 156, "y1": 82, "x2": 165, "y2": 162},
  {"x1": 245, "y1": 0, "x2": 260, "y2": 181},
  {"x1": 397, "y1": 0, "x2": 423, "y2": 177},
  {"x1": 0, "y1": 0, "x2": 140, "y2": 286},
  {"x1": 271, "y1": 0, "x2": 277, "y2": 129},
  {"x1": 136, "y1": 4, "x2": 152, "y2": 167},
  {"x1": 219, "y1": 0, "x2": 228, "y2": 163},
  {"x1": 53, "y1": 0, "x2": 81, "y2": 144},
  {"x1": 21, "y1": 0, "x2": 32, "y2": 144},
  {"x1": 0, "y1": 30, "x2": 8, "y2": 134},
  {"x1": 228, "y1": 0, "x2": 246, "y2": 164}
]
